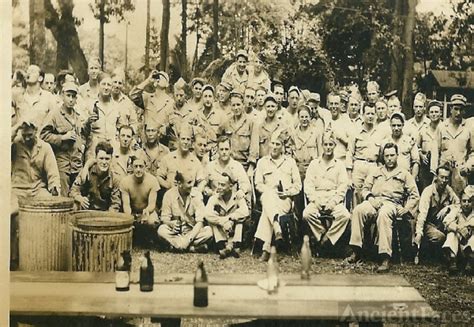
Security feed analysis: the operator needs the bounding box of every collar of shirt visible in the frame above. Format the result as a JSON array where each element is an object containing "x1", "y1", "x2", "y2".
[
  {"x1": 379, "y1": 166, "x2": 404, "y2": 180},
  {"x1": 214, "y1": 190, "x2": 240, "y2": 212},
  {"x1": 443, "y1": 119, "x2": 467, "y2": 138},
  {"x1": 17, "y1": 139, "x2": 44, "y2": 158}
]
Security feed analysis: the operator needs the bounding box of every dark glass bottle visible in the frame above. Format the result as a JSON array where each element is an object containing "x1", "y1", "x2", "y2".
[
  {"x1": 193, "y1": 261, "x2": 208, "y2": 307},
  {"x1": 115, "y1": 251, "x2": 130, "y2": 292},
  {"x1": 139, "y1": 251, "x2": 154, "y2": 292},
  {"x1": 277, "y1": 181, "x2": 284, "y2": 192}
]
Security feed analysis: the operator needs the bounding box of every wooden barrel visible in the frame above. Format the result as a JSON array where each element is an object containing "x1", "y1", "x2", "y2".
[
  {"x1": 18, "y1": 196, "x2": 74, "y2": 271},
  {"x1": 71, "y1": 211, "x2": 133, "y2": 272}
]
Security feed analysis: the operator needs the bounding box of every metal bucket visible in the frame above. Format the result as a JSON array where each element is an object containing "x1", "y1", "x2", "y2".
[
  {"x1": 18, "y1": 196, "x2": 74, "y2": 271},
  {"x1": 71, "y1": 211, "x2": 133, "y2": 272}
]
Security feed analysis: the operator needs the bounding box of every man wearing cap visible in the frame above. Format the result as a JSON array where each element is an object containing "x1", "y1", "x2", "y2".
[
  {"x1": 307, "y1": 92, "x2": 331, "y2": 127},
  {"x1": 219, "y1": 92, "x2": 259, "y2": 175},
  {"x1": 158, "y1": 170, "x2": 213, "y2": 252},
  {"x1": 191, "y1": 84, "x2": 228, "y2": 157},
  {"x1": 366, "y1": 81, "x2": 380, "y2": 106},
  {"x1": 215, "y1": 81, "x2": 233, "y2": 114},
  {"x1": 110, "y1": 125, "x2": 142, "y2": 182},
  {"x1": 206, "y1": 172, "x2": 250, "y2": 258},
  {"x1": 12, "y1": 65, "x2": 59, "y2": 128},
  {"x1": 404, "y1": 93, "x2": 430, "y2": 143},
  {"x1": 247, "y1": 53, "x2": 271, "y2": 92},
  {"x1": 12, "y1": 120, "x2": 61, "y2": 200},
  {"x1": 79, "y1": 58, "x2": 102, "y2": 108},
  {"x1": 222, "y1": 49, "x2": 249, "y2": 93},
  {"x1": 70, "y1": 141, "x2": 121, "y2": 211},
  {"x1": 184, "y1": 77, "x2": 205, "y2": 113},
  {"x1": 40, "y1": 82, "x2": 88, "y2": 196},
  {"x1": 256, "y1": 93, "x2": 290, "y2": 158},
  {"x1": 303, "y1": 131, "x2": 351, "y2": 251},
  {"x1": 129, "y1": 69, "x2": 173, "y2": 130},
  {"x1": 164, "y1": 78, "x2": 195, "y2": 150},
  {"x1": 418, "y1": 100, "x2": 443, "y2": 191},
  {"x1": 346, "y1": 142, "x2": 419, "y2": 272},
  {"x1": 347, "y1": 104, "x2": 380, "y2": 206},
  {"x1": 111, "y1": 70, "x2": 139, "y2": 135},
  {"x1": 254, "y1": 130, "x2": 301, "y2": 261},
  {"x1": 431, "y1": 94, "x2": 473, "y2": 195},
  {"x1": 382, "y1": 112, "x2": 420, "y2": 179}
]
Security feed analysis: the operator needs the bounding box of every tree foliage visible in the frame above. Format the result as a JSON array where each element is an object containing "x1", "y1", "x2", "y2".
[{"x1": 89, "y1": 0, "x2": 135, "y2": 23}]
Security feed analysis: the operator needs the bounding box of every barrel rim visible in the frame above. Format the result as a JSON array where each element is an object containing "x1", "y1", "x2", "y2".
[
  {"x1": 72, "y1": 210, "x2": 134, "y2": 229},
  {"x1": 18, "y1": 196, "x2": 74, "y2": 209}
]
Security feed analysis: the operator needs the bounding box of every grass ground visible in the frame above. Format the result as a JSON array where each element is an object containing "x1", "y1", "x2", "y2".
[{"x1": 128, "y1": 248, "x2": 474, "y2": 326}]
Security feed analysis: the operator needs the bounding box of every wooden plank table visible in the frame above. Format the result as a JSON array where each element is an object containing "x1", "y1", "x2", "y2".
[{"x1": 10, "y1": 271, "x2": 438, "y2": 324}]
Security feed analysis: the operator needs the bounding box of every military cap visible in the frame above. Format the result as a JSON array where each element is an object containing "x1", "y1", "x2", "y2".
[
  {"x1": 62, "y1": 82, "x2": 79, "y2": 94},
  {"x1": 367, "y1": 81, "x2": 379, "y2": 92},
  {"x1": 174, "y1": 77, "x2": 187, "y2": 90},
  {"x1": 236, "y1": 49, "x2": 249, "y2": 60},
  {"x1": 414, "y1": 92, "x2": 427, "y2": 104},
  {"x1": 191, "y1": 77, "x2": 205, "y2": 87},
  {"x1": 288, "y1": 86, "x2": 300, "y2": 96},
  {"x1": 230, "y1": 91, "x2": 244, "y2": 100},
  {"x1": 390, "y1": 111, "x2": 406, "y2": 123},
  {"x1": 450, "y1": 94, "x2": 467, "y2": 107},
  {"x1": 307, "y1": 92, "x2": 321, "y2": 102},
  {"x1": 218, "y1": 81, "x2": 233, "y2": 91},
  {"x1": 384, "y1": 90, "x2": 398, "y2": 99},
  {"x1": 202, "y1": 84, "x2": 215, "y2": 94},
  {"x1": 263, "y1": 93, "x2": 278, "y2": 104},
  {"x1": 427, "y1": 100, "x2": 443, "y2": 111}
]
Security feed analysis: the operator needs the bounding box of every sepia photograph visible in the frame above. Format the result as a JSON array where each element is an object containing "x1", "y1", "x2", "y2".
[{"x1": 4, "y1": 0, "x2": 473, "y2": 326}]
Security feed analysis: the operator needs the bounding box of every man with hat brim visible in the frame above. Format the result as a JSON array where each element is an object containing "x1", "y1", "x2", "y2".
[
  {"x1": 215, "y1": 81, "x2": 233, "y2": 114},
  {"x1": 286, "y1": 86, "x2": 302, "y2": 128},
  {"x1": 431, "y1": 94, "x2": 472, "y2": 195},
  {"x1": 79, "y1": 57, "x2": 102, "y2": 108},
  {"x1": 417, "y1": 100, "x2": 443, "y2": 192},
  {"x1": 256, "y1": 93, "x2": 291, "y2": 158},
  {"x1": 247, "y1": 52, "x2": 271, "y2": 92},
  {"x1": 254, "y1": 130, "x2": 302, "y2": 261},
  {"x1": 130, "y1": 69, "x2": 173, "y2": 133},
  {"x1": 222, "y1": 49, "x2": 249, "y2": 93},
  {"x1": 218, "y1": 91, "x2": 259, "y2": 175},
  {"x1": 40, "y1": 82, "x2": 89, "y2": 196},
  {"x1": 307, "y1": 92, "x2": 331, "y2": 125},
  {"x1": 184, "y1": 77, "x2": 205, "y2": 112},
  {"x1": 381, "y1": 112, "x2": 420, "y2": 179},
  {"x1": 404, "y1": 93, "x2": 430, "y2": 143}
]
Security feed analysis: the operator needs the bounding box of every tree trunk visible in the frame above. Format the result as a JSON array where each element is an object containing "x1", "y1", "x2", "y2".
[
  {"x1": 145, "y1": 0, "x2": 151, "y2": 75},
  {"x1": 181, "y1": 0, "x2": 187, "y2": 69},
  {"x1": 401, "y1": 0, "x2": 417, "y2": 116},
  {"x1": 389, "y1": 0, "x2": 402, "y2": 92},
  {"x1": 160, "y1": 0, "x2": 171, "y2": 71},
  {"x1": 212, "y1": 0, "x2": 219, "y2": 60},
  {"x1": 45, "y1": 0, "x2": 88, "y2": 83},
  {"x1": 29, "y1": 0, "x2": 46, "y2": 67},
  {"x1": 99, "y1": 0, "x2": 105, "y2": 70}
]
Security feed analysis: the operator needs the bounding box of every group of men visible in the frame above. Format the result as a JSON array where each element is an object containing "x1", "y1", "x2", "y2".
[{"x1": 10, "y1": 49, "x2": 474, "y2": 274}]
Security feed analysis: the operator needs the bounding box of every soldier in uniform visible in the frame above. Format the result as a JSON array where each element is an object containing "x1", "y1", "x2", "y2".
[
  {"x1": 382, "y1": 112, "x2": 420, "y2": 179},
  {"x1": 347, "y1": 104, "x2": 379, "y2": 206},
  {"x1": 111, "y1": 70, "x2": 139, "y2": 136},
  {"x1": 418, "y1": 100, "x2": 443, "y2": 192},
  {"x1": 142, "y1": 120, "x2": 170, "y2": 178},
  {"x1": 247, "y1": 53, "x2": 271, "y2": 91},
  {"x1": 255, "y1": 86, "x2": 267, "y2": 117},
  {"x1": 129, "y1": 70, "x2": 173, "y2": 130},
  {"x1": 307, "y1": 92, "x2": 330, "y2": 127},
  {"x1": 303, "y1": 131, "x2": 351, "y2": 251},
  {"x1": 70, "y1": 141, "x2": 121, "y2": 211},
  {"x1": 40, "y1": 82, "x2": 87, "y2": 196},
  {"x1": 285, "y1": 86, "x2": 301, "y2": 128},
  {"x1": 254, "y1": 131, "x2": 301, "y2": 261},
  {"x1": 158, "y1": 171, "x2": 213, "y2": 252},
  {"x1": 219, "y1": 91, "x2": 259, "y2": 175},
  {"x1": 387, "y1": 94, "x2": 402, "y2": 115},
  {"x1": 347, "y1": 96, "x2": 363, "y2": 132},
  {"x1": 431, "y1": 94, "x2": 473, "y2": 195},
  {"x1": 404, "y1": 93, "x2": 430, "y2": 143},
  {"x1": 206, "y1": 172, "x2": 250, "y2": 258},
  {"x1": 41, "y1": 73, "x2": 56, "y2": 94},
  {"x1": 215, "y1": 81, "x2": 233, "y2": 114},
  {"x1": 414, "y1": 165, "x2": 459, "y2": 259},
  {"x1": 373, "y1": 100, "x2": 391, "y2": 140},
  {"x1": 345, "y1": 143, "x2": 419, "y2": 272},
  {"x1": 325, "y1": 93, "x2": 351, "y2": 165},
  {"x1": 222, "y1": 49, "x2": 249, "y2": 93},
  {"x1": 243, "y1": 87, "x2": 258, "y2": 120},
  {"x1": 184, "y1": 77, "x2": 205, "y2": 112},
  {"x1": 442, "y1": 187, "x2": 474, "y2": 274},
  {"x1": 366, "y1": 81, "x2": 380, "y2": 106},
  {"x1": 78, "y1": 57, "x2": 101, "y2": 109},
  {"x1": 110, "y1": 125, "x2": 139, "y2": 182}
]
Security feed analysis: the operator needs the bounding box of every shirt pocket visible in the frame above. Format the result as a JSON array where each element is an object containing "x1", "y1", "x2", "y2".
[{"x1": 235, "y1": 129, "x2": 251, "y2": 152}]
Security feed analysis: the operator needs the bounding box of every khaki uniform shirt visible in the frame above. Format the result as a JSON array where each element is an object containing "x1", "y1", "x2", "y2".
[
  {"x1": 382, "y1": 134, "x2": 420, "y2": 173},
  {"x1": 347, "y1": 124, "x2": 380, "y2": 170},
  {"x1": 142, "y1": 143, "x2": 170, "y2": 177},
  {"x1": 12, "y1": 88, "x2": 58, "y2": 129},
  {"x1": 205, "y1": 158, "x2": 251, "y2": 195},
  {"x1": 222, "y1": 65, "x2": 249, "y2": 93},
  {"x1": 11, "y1": 139, "x2": 61, "y2": 194},
  {"x1": 404, "y1": 116, "x2": 430, "y2": 143},
  {"x1": 304, "y1": 157, "x2": 349, "y2": 207},
  {"x1": 289, "y1": 124, "x2": 322, "y2": 179},
  {"x1": 362, "y1": 166, "x2": 420, "y2": 217},
  {"x1": 158, "y1": 150, "x2": 204, "y2": 188},
  {"x1": 161, "y1": 186, "x2": 205, "y2": 225},
  {"x1": 206, "y1": 190, "x2": 249, "y2": 225},
  {"x1": 40, "y1": 106, "x2": 86, "y2": 174},
  {"x1": 255, "y1": 155, "x2": 301, "y2": 197}
]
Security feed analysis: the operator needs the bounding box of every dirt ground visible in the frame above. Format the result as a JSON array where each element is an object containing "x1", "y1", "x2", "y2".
[{"x1": 128, "y1": 248, "x2": 474, "y2": 327}]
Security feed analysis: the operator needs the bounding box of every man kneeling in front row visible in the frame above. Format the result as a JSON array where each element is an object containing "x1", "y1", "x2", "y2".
[{"x1": 158, "y1": 171, "x2": 213, "y2": 252}]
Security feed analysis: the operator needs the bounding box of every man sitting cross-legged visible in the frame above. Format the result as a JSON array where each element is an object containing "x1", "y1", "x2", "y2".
[
  {"x1": 302, "y1": 131, "x2": 351, "y2": 254},
  {"x1": 157, "y1": 171, "x2": 213, "y2": 252},
  {"x1": 206, "y1": 172, "x2": 250, "y2": 259}
]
